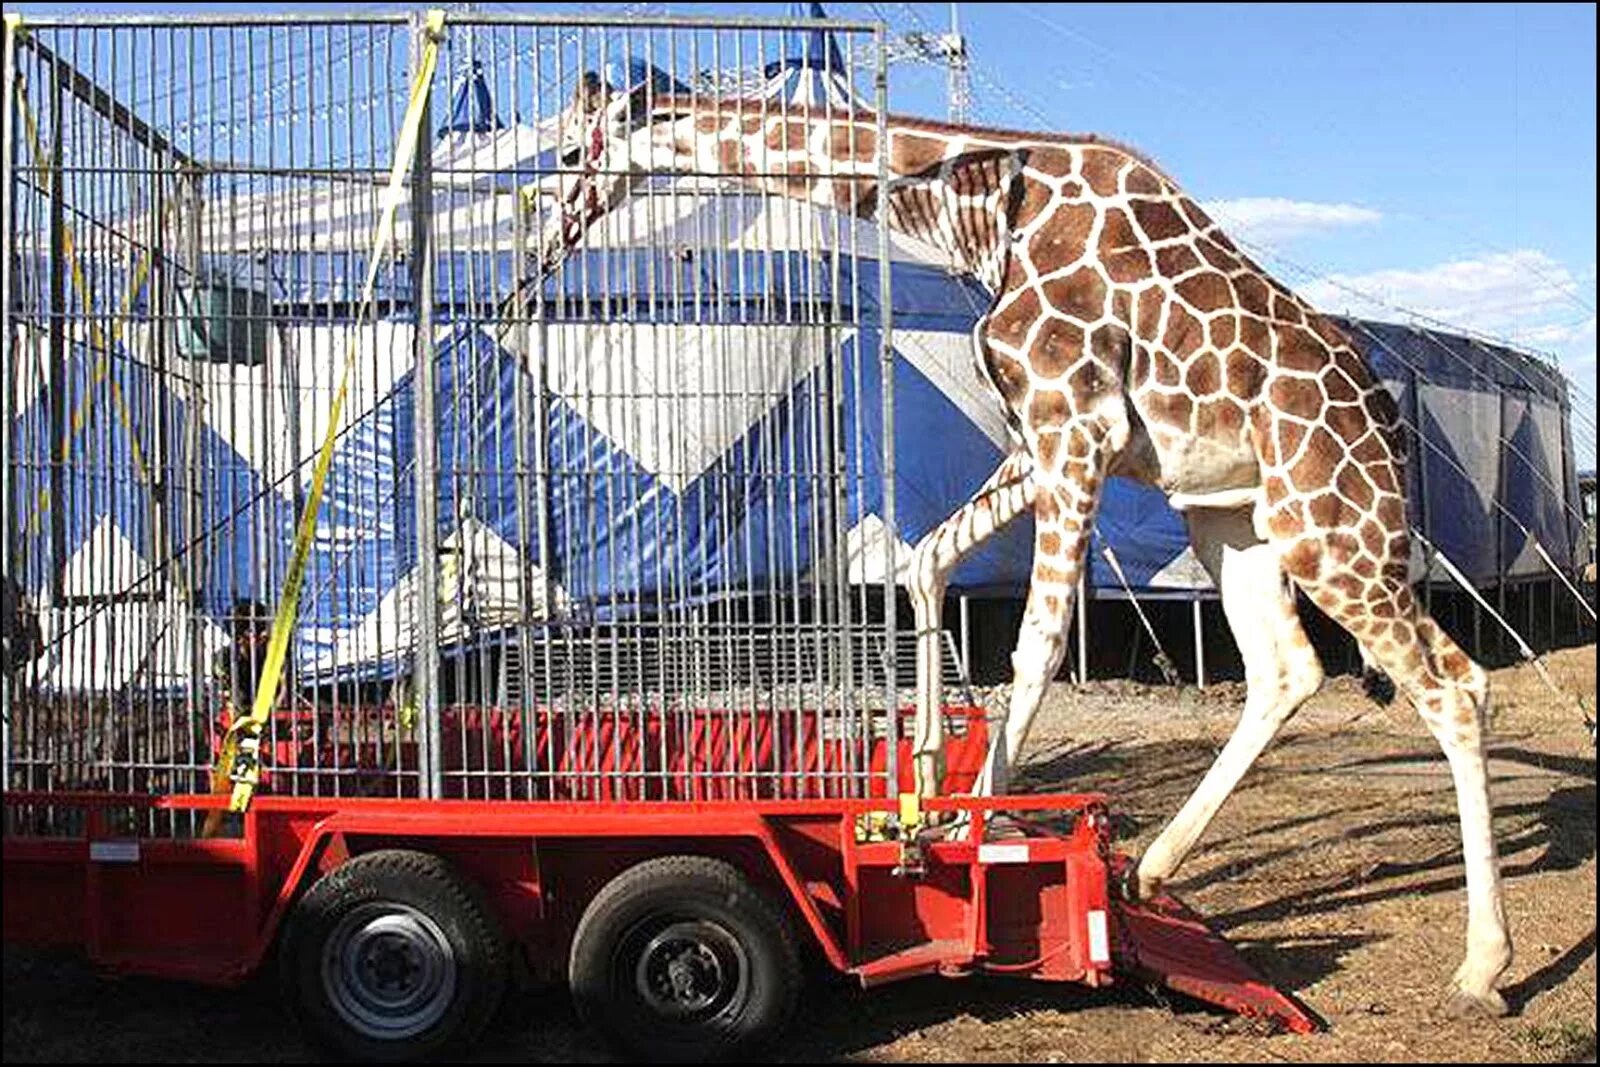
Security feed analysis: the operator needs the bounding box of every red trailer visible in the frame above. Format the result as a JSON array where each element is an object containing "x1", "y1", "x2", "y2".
[
  {"x1": 2, "y1": 9, "x2": 1313, "y2": 1061},
  {"x1": 4, "y1": 705, "x2": 1313, "y2": 1060}
]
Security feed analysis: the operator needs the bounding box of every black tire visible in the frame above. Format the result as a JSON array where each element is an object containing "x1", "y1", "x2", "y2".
[
  {"x1": 569, "y1": 855, "x2": 802, "y2": 1063},
  {"x1": 279, "y1": 848, "x2": 507, "y2": 1063}
]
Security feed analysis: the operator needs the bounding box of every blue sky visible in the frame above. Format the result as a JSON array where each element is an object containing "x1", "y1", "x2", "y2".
[{"x1": 12, "y1": 1, "x2": 1597, "y2": 463}]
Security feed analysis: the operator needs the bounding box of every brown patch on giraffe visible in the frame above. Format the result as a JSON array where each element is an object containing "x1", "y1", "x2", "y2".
[
  {"x1": 1277, "y1": 327, "x2": 1328, "y2": 373},
  {"x1": 1162, "y1": 302, "x2": 1204, "y2": 357},
  {"x1": 1335, "y1": 461, "x2": 1376, "y2": 510},
  {"x1": 1156, "y1": 244, "x2": 1201, "y2": 277},
  {"x1": 1036, "y1": 431, "x2": 1062, "y2": 470},
  {"x1": 1209, "y1": 315, "x2": 1238, "y2": 349},
  {"x1": 1028, "y1": 147, "x2": 1076, "y2": 178},
  {"x1": 1352, "y1": 554, "x2": 1377, "y2": 579},
  {"x1": 1331, "y1": 347, "x2": 1371, "y2": 386},
  {"x1": 1065, "y1": 428, "x2": 1094, "y2": 459},
  {"x1": 1323, "y1": 366, "x2": 1361, "y2": 403},
  {"x1": 1089, "y1": 324, "x2": 1130, "y2": 368},
  {"x1": 1234, "y1": 275, "x2": 1271, "y2": 317},
  {"x1": 1034, "y1": 318, "x2": 1087, "y2": 378},
  {"x1": 829, "y1": 124, "x2": 877, "y2": 161},
  {"x1": 1439, "y1": 647, "x2": 1473, "y2": 678},
  {"x1": 1326, "y1": 530, "x2": 1361, "y2": 562},
  {"x1": 718, "y1": 139, "x2": 754, "y2": 176},
  {"x1": 1326, "y1": 402, "x2": 1372, "y2": 446},
  {"x1": 1308, "y1": 492, "x2": 1347, "y2": 528},
  {"x1": 892, "y1": 132, "x2": 950, "y2": 176},
  {"x1": 1175, "y1": 272, "x2": 1233, "y2": 313},
  {"x1": 1028, "y1": 201, "x2": 1095, "y2": 265},
  {"x1": 1111, "y1": 289, "x2": 1132, "y2": 322},
  {"x1": 1358, "y1": 518, "x2": 1386, "y2": 557},
  {"x1": 1225, "y1": 347, "x2": 1265, "y2": 398},
  {"x1": 1035, "y1": 562, "x2": 1076, "y2": 586},
  {"x1": 1271, "y1": 291, "x2": 1304, "y2": 324},
  {"x1": 1326, "y1": 570, "x2": 1365, "y2": 602},
  {"x1": 1176, "y1": 197, "x2": 1213, "y2": 232},
  {"x1": 1034, "y1": 490, "x2": 1059, "y2": 523},
  {"x1": 1135, "y1": 286, "x2": 1165, "y2": 342},
  {"x1": 1275, "y1": 418, "x2": 1310, "y2": 461},
  {"x1": 1289, "y1": 426, "x2": 1341, "y2": 487},
  {"x1": 1039, "y1": 530, "x2": 1063, "y2": 555},
  {"x1": 982, "y1": 346, "x2": 1030, "y2": 406},
  {"x1": 1238, "y1": 314, "x2": 1271, "y2": 355},
  {"x1": 1131, "y1": 198, "x2": 1189, "y2": 242},
  {"x1": 1282, "y1": 537, "x2": 1321, "y2": 579},
  {"x1": 1184, "y1": 354, "x2": 1222, "y2": 396},
  {"x1": 1310, "y1": 314, "x2": 1351, "y2": 349},
  {"x1": 765, "y1": 121, "x2": 812, "y2": 150},
  {"x1": 1078, "y1": 147, "x2": 1125, "y2": 197},
  {"x1": 1265, "y1": 473, "x2": 1290, "y2": 505},
  {"x1": 1030, "y1": 388, "x2": 1072, "y2": 427},
  {"x1": 1042, "y1": 267, "x2": 1108, "y2": 322},
  {"x1": 1376, "y1": 495, "x2": 1405, "y2": 530},
  {"x1": 1369, "y1": 462, "x2": 1399, "y2": 495},
  {"x1": 694, "y1": 112, "x2": 727, "y2": 134},
  {"x1": 1013, "y1": 176, "x2": 1055, "y2": 230},
  {"x1": 1141, "y1": 388, "x2": 1192, "y2": 427},
  {"x1": 1060, "y1": 179, "x2": 1086, "y2": 199},
  {"x1": 1106, "y1": 247, "x2": 1155, "y2": 285},
  {"x1": 1269, "y1": 375, "x2": 1323, "y2": 418},
  {"x1": 1349, "y1": 432, "x2": 1388, "y2": 465},
  {"x1": 1212, "y1": 398, "x2": 1247, "y2": 436},
  {"x1": 1043, "y1": 594, "x2": 1062, "y2": 616},
  {"x1": 1150, "y1": 351, "x2": 1184, "y2": 389},
  {"x1": 988, "y1": 287, "x2": 1041, "y2": 349},
  {"x1": 1124, "y1": 166, "x2": 1163, "y2": 196},
  {"x1": 1195, "y1": 236, "x2": 1242, "y2": 273}
]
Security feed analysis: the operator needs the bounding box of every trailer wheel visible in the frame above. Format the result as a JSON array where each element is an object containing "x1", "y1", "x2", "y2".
[
  {"x1": 279, "y1": 849, "x2": 506, "y2": 1063},
  {"x1": 569, "y1": 855, "x2": 801, "y2": 1062}
]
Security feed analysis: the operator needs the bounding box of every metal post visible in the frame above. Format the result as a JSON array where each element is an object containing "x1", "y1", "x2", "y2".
[
  {"x1": 46, "y1": 65, "x2": 64, "y2": 606},
  {"x1": 1192, "y1": 598, "x2": 1205, "y2": 690},
  {"x1": 1074, "y1": 572, "x2": 1087, "y2": 685},
  {"x1": 872, "y1": 24, "x2": 897, "y2": 791},
  {"x1": 1, "y1": 14, "x2": 20, "y2": 782},
  {"x1": 409, "y1": 13, "x2": 442, "y2": 799}
]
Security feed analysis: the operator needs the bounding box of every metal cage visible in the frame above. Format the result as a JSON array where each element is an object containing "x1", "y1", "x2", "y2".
[{"x1": 2, "y1": 11, "x2": 973, "y2": 825}]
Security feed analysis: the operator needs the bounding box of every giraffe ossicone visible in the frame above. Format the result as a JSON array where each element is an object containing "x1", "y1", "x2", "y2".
[{"x1": 530, "y1": 66, "x2": 1513, "y2": 1017}]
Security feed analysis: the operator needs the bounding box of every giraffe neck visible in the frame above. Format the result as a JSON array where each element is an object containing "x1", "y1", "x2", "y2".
[{"x1": 634, "y1": 99, "x2": 1019, "y2": 291}]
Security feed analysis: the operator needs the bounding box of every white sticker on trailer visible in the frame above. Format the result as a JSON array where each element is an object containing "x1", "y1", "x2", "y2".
[
  {"x1": 1087, "y1": 908, "x2": 1111, "y2": 965},
  {"x1": 90, "y1": 840, "x2": 140, "y2": 863},
  {"x1": 977, "y1": 843, "x2": 1030, "y2": 864}
]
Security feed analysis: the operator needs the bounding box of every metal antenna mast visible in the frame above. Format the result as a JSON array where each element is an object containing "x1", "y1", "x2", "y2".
[{"x1": 881, "y1": 2, "x2": 971, "y2": 124}]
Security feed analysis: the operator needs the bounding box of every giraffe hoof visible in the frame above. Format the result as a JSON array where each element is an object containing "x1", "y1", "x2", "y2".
[
  {"x1": 1116, "y1": 857, "x2": 1143, "y2": 903},
  {"x1": 1443, "y1": 987, "x2": 1508, "y2": 1020}
]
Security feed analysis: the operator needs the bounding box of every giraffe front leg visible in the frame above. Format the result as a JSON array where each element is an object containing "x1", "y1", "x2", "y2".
[
  {"x1": 970, "y1": 441, "x2": 1106, "y2": 804},
  {"x1": 908, "y1": 451, "x2": 1036, "y2": 799}
]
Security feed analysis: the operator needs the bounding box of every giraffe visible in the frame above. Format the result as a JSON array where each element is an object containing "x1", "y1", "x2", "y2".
[{"x1": 530, "y1": 68, "x2": 1513, "y2": 1017}]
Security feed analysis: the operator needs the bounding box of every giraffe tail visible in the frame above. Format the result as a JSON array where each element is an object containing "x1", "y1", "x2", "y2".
[{"x1": 1361, "y1": 665, "x2": 1397, "y2": 707}]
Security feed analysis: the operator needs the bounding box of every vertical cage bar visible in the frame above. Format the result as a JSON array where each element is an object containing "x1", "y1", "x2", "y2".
[
  {"x1": 871, "y1": 22, "x2": 897, "y2": 795},
  {"x1": 409, "y1": 12, "x2": 442, "y2": 800}
]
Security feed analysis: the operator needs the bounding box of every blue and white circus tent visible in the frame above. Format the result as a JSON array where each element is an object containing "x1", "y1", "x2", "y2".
[{"x1": 8, "y1": 6, "x2": 1585, "y2": 696}]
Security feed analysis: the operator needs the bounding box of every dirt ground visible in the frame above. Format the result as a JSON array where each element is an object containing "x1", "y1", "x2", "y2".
[{"x1": 5, "y1": 646, "x2": 1595, "y2": 1063}]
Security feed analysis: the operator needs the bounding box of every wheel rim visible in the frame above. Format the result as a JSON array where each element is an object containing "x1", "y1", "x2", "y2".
[
  {"x1": 627, "y1": 919, "x2": 749, "y2": 1024},
  {"x1": 321, "y1": 902, "x2": 457, "y2": 1042}
]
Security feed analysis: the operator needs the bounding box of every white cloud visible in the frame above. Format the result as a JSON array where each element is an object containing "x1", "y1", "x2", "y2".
[
  {"x1": 1292, "y1": 250, "x2": 1593, "y2": 351},
  {"x1": 1200, "y1": 197, "x2": 1382, "y2": 244}
]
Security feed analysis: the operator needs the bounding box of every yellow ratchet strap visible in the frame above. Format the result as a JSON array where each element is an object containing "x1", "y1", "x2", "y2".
[{"x1": 205, "y1": 10, "x2": 447, "y2": 830}]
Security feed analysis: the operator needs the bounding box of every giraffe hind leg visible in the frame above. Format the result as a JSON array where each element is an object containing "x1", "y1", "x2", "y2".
[
  {"x1": 1290, "y1": 538, "x2": 1511, "y2": 1016},
  {"x1": 1135, "y1": 505, "x2": 1323, "y2": 898}
]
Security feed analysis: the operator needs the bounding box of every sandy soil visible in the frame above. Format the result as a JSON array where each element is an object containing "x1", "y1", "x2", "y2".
[{"x1": 5, "y1": 646, "x2": 1595, "y2": 1063}]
